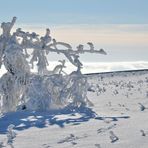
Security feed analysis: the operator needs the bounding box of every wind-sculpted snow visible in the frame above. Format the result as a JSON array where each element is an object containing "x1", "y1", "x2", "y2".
[{"x1": 0, "y1": 17, "x2": 106, "y2": 113}]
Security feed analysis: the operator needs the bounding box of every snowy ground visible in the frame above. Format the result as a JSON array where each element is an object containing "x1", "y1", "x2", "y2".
[{"x1": 1, "y1": 69, "x2": 148, "y2": 148}]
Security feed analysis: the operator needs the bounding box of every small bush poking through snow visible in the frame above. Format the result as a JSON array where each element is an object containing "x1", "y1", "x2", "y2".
[
  {"x1": 7, "y1": 124, "x2": 16, "y2": 148},
  {"x1": 0, "y1": 142, "x2": 4, "y2": 148},
  {"x1": 109, "y1": 131, "x2": 119, "y2": 143}
]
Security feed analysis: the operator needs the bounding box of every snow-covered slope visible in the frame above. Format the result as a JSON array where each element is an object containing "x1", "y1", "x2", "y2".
[{"x1": 1, "y1": 69, "x2": 148, "y2": 148}]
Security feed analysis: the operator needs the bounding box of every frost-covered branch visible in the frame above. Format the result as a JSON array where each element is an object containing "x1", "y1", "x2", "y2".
[{"x1": 0, "y1": 17, "x2": 107, "y2": 112}]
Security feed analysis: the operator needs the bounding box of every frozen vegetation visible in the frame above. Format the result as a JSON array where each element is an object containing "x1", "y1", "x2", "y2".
[{"x1": 0, "y1": 17, "x2": 106, "y2": 113}]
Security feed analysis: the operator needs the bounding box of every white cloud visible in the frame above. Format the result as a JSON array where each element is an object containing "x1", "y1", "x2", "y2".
[
  {"x1": 10, "y1": 23, "x2": 148, "y2": 49},
  {"x1": 82, "y1": 61, "x2": 148, "y2": 74},
  {"x1": 45, "y1": 61, "x2": 148, "y2": 74}
]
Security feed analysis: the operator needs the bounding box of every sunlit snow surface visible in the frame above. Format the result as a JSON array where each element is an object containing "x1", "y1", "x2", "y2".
[{"x1": 1, "y1": 69, "x2": 148, "y2": 148}]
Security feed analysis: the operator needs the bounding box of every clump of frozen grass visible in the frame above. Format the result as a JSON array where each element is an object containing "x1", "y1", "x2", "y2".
[
  {"x1": 7, "y1": 124, "x2": 16, "y2": 148},
  {"x1": 95, "y1": 144, "x2": 101, "y2": 148},
  {"x1": 138, "y1": 103, "x2": 146, "y2": 111},
  {"x1": 140, "y1": 130, "x2": 146, "y2": 136},
  {"x1": 0, "y1": 142, "x2": 4, "y2": 148},
  {"x1": 109, "y1": 131, "x2": 119, "y2": 143}
]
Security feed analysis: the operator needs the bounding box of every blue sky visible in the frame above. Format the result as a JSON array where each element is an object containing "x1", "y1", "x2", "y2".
[
  {"x1": 0, "y1": 0, "x2": 148, "y2": 66},
  {"x1": 0, "y1": 0, "x2": 147, "y2": 24}
]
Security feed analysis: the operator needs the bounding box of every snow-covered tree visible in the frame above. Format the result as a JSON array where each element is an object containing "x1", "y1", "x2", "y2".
[{"x1": 0, "y1": 17, "x2": 107, "y2": 112}]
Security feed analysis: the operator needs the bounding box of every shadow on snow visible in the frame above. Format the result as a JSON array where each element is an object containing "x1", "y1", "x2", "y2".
[{"x1": 0, "y1": 105, "x2": 130, "y2": 134}]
